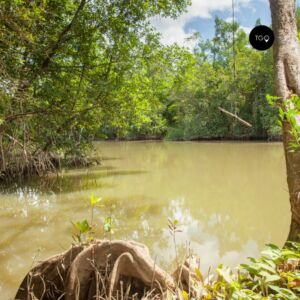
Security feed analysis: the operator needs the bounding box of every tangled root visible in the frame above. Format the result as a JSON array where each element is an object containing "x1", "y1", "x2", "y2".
[{"x1": 15, "y1": 240, "x2": 198, "y2": 300}]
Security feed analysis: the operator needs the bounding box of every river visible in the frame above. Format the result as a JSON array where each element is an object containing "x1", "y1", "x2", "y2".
[{"x1": 0, "y1": 141, "x2": 290, "y2": 299}]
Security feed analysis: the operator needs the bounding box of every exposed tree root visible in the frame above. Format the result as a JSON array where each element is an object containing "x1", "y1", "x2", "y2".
[
  {"x1": 15, "y1": 240, "x2": 199, "y2": 300},
  {"x1": 0, "y1": 146, "x2": 100, "y2": 184}
]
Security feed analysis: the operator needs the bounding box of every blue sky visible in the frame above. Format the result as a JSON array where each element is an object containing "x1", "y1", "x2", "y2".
[{"x1": 151, "y1": 0, "x2": 300, "y2": 47}]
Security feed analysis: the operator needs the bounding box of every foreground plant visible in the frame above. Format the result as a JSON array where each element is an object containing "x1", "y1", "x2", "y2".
[
  {"x1": 70, "y1": 197, "x2": 300, "y2": 299},
  {"x1": 201, "y1": 242, "x2": 300, "y2": 300},
  {"x1": 72, "y1": 194, "x2": 116, "y2": 244},
  {"x1": 16, "y1": 240, "x2": 300, "y2": 300},
  {"x1": 267, "y1": 94, "x2": 300, "y2": 151},
  {"x1": 72, "y1": 194, "x2": 101, "y2": 243}
]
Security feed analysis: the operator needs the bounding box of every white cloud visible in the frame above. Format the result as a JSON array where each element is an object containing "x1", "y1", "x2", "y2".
[
  {"x1": 240, "y1": 26, "x2": 252, "y2": 34},
  {"x1": 151, "y1": 0, "x2": 252, "y2": 48}
]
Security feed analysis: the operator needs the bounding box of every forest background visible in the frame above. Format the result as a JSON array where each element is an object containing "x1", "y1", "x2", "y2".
[{"x1": 2, "y1": 1, "x2": 300, "y2": 179}]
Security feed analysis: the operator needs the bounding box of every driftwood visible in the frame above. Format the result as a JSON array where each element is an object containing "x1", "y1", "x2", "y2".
[
  {"x1": 218, "y1": 107, "x2": 253, "y2": 128},
  {"x1": 15, "y1": 240, "x2": 198, "y2": 300}
]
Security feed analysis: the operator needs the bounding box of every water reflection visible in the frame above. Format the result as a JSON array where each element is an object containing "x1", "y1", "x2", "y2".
[
  {"x1": 150, "y1": 198, "x2": 260, "y2": 272},
  {"x1": 1, "y1": 166, "x2": 146, "y2": 195},
  {"x1": 0, "y1": 141, "x2": 290, "y2": 299}
]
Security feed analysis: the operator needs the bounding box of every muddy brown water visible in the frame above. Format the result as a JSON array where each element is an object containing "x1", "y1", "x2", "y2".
[{"x1": 0, "y1": 141, "x2": 290, "y2": 299}]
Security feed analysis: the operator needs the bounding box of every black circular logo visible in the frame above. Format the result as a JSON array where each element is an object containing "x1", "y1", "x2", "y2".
[{"x1": 249, "y1": 25, "x2": 274, "y2": 51}]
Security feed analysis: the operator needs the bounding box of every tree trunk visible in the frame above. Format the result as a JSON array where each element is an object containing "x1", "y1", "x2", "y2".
[{"x1": 269, "y1": 0, "x2": 300, "y2": 242}]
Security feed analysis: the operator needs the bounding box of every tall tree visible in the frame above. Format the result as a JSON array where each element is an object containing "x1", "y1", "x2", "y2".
[
  {"x1": 0, "y1": 0, "x2": 190, "y2": 180},
  {"x1": 269, "y1": 0, "x2": 300, "y2": 241}
]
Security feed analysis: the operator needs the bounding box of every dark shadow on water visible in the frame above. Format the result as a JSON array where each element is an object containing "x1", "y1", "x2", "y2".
[
  {"x1": 0, "y1": 168, "x2": 147, "y2": 194},
  {"x1": 99, "y1": 156, "x2": 122, "y2": 161}
]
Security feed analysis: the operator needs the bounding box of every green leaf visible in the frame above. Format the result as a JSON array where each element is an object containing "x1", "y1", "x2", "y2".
[
  {"x1": 182, "y1": 290, "x2": 189, "y2": 300},
  {"x1": 195, "y1": 267, "x2": 204, "y2": 283},
  {"x1": 90, "y1": 194, "x2": 102, "y2": 206},
  {"x1": 264, "y1": 274, "x2": 281, "y2": 283},
  {"x1": 256, "y1": 262, "x2": 277, "y2": 274},
  {"x1": 104, "y1": 217, "x2": 113, "y2": 233},
  {"x1": 269, "y1": 285, "x2": 298, "y2": 300},
  {"x1": 73, "y1": 220, "x2": 90, "y2": 234},
  {"x1": 217, "y1": 265, "x2": 234, "y2": 284}
]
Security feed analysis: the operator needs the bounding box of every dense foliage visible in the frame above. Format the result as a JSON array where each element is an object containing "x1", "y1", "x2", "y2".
[
  {"x1": 1, "y1": 2, "x2": 300, "y2": 179},
  {"x1": 164, "y1": 18, "x2": 278, "y2": 141},
  {"x1": 0, "y1": 0, "x2": 190, "y2": 179},
  {"x1": 199, "y1": 243, "x2": 300, "y2": 300}
]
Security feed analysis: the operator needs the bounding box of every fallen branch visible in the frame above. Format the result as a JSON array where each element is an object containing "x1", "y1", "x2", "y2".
[{"x1": 218, "y1": 107, "x2": 252, "y2": 128}]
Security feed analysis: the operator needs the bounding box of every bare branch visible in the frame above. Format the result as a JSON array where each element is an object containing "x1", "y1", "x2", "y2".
[{"x1": 218, "y1": 107, "x2": 252, "y2": 128}]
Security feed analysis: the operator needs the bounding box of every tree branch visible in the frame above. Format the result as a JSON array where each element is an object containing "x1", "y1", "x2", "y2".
[
  {"x1": 40, "y1": 0, "x2": 87, "y2": 71},
  {"x1": 218, "y1": 107, "x2": 252, "y2": 128}
]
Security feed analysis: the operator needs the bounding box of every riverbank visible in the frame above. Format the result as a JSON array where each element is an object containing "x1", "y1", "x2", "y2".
[
  {"x1": 97, "y1": 135, "x2": 283, "y2": 142},
  {"x1": 15, "y1": 239, "x2": 300, "y2": 300},
  {"x1": 0, "y1": 135, "x2": 282, "y2": 184}
]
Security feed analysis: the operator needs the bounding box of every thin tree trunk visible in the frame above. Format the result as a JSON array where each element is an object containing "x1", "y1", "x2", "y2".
[{"x1": 269, "y1": 0, "x2": 300, "y2": 242}]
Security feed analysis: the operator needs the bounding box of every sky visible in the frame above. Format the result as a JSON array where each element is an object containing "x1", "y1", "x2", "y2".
[{"x1": 151, "y1": 0, "x2": 300, "y2": 48}]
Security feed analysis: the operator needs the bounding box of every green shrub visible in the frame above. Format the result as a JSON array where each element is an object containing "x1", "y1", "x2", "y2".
[{"x1": 200, "y1": 242, "x2": 300, "y2": 300}]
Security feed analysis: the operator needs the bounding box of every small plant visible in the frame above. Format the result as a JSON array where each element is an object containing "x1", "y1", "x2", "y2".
[
  {"x1": 72, "y1": 194, "x2": 103, "y2": 243},
  {"x1": 72, "y1": 194, "x2": 116, "y2": 244},
  {"x1": 103, "y1": 216, "x2": 114, "y2": 240},
  {"x1": 103, "y1": 200, "x2": 116, "y2": 241},
  {"x1": 168, "y1": 218, "x2": 182, "y2": 267},
  {"x1": 89, "y1": 193, "x2": 103, "y2": 229},
  {"x1": 72, "y1": 219, "x2": 91, "y2": 243}
]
